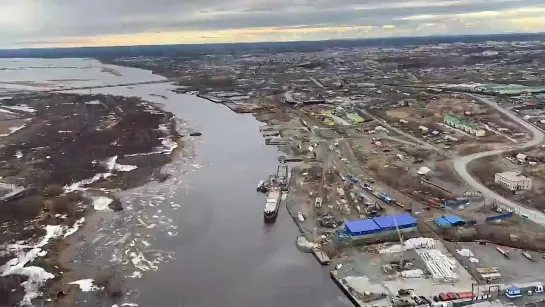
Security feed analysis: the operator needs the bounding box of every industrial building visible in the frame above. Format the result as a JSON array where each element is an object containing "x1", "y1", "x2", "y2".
[
  {"x1": 444, "y1": 115, "x2": 485, "y2": 137},
  {"x1": 494, "y1": 171, "x2": 533, "y2": 191},
  {"x1": 344, "y1": 213, "x2": 417, "y2": 240},
  {"x1": 434, "y1": 215, "x2": 466, "y2": 228}
]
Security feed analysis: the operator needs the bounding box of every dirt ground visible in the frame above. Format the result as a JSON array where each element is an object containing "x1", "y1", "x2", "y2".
[
  {"x1": 379, "y1": 94, "x2": 526, "y2": 156},
  {"x1": 468, "y1": 149, "x2": 545, "y2": 211}
]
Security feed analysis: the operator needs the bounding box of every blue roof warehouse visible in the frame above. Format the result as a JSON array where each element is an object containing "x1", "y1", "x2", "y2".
[{"x1": 344, "y1": 213, "x2": 417, "y2": 240}]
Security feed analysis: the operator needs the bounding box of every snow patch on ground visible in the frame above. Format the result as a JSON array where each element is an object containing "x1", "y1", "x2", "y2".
[
  {"x1": 115, "y1": 164, "x2": 137, "y2": 172},
  {"x1": 91, "y1": 196, "x2": 113, "y2": 211},
  {"x1": 103, "y1": 156, "x2": 118, "y2": 171},
  {"x1": 159, "y1": 137, "x2": 178, "y2": 154},
  {"x1": 9, "y1": 124, "x2": 26, "y2": 133},
  {"x1": 1, "y1": 225, "x2": 65, "y2": 306},
  {"x1": 3, "y1": 105, "x2": 36, "y2": 113},
  {"x1": 68, "y1": 279, "x2": 101, "y2": 292},
  {"x1": 85, "y1": 100, "x2": 101, "y2": 105},
  {"x1": 63, "y1": 172, "x2": 112, "y2": 192}
]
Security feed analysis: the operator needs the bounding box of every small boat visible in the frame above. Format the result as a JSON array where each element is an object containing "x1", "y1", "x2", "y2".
[
  {"x1": 256, "y1": 180, "x2": 266, "y2": 192},
  {"x1": 264, "y1": 188, "x2": 281, "y2": 223}
]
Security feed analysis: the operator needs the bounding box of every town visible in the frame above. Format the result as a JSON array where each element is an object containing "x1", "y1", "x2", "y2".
[{"x1": 103, "y1": 38, "x2": 545, "y2": 307}]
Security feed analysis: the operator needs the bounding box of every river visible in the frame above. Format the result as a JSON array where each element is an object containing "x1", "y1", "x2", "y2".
[{"x1": 0, "y1": 59, "x2": 346, "y2": 307}]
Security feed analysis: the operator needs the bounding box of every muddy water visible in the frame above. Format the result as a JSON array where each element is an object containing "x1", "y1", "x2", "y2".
[{"x1": 1, "y1": 59, "x2": 347, "y2": 307}]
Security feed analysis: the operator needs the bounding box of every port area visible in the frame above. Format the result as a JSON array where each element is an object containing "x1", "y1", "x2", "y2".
[
  {"x1": 330, "y1": 239, "x2": 474, "y2": 307},
  {"x1": 284, "y1": 164, "x2": 545, "y2": 307}
]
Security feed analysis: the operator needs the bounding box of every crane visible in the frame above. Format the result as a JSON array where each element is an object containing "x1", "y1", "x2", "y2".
[{"x1": 394, "y1": 216, "x2": 405, "y2": 269}]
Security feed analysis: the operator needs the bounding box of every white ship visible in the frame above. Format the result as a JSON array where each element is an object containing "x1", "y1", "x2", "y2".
[{"x1": 264, "y1": 188, "x2": 281, "y2": 222}]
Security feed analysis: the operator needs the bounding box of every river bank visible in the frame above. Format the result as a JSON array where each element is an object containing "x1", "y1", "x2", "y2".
[{"x1": 1, "y1": 58, "x2": 344, "y2": 307}]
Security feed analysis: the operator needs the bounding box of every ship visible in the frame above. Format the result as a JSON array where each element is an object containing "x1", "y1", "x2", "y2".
[{"x1": 264, "y1": 187, "x2": 281, "y2": 222}]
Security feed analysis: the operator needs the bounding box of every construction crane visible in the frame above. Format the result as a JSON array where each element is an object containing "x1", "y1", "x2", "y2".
[{"x1": 394, "y1": 216, "x2": 405, "y2": 269}]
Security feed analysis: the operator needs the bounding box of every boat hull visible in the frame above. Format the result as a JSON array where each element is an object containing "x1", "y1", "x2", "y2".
[{"x1": 264, "y1": 210, "x2": 279, "y2": 223}]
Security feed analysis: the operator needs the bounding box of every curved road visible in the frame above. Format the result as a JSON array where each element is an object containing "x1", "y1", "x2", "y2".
[{"x1": 453, "y1": 94, "x2": 545, "y2": 224}]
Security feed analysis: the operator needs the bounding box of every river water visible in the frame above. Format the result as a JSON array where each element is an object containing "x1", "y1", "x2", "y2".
[{"x1": 0, "y1": 59, "x2": 346, "y2": 307}]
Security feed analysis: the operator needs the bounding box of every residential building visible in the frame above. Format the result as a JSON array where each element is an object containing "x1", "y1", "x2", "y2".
[
  {"x1": 494, "y1": 171, "x2": 533, "y2": 191},
  {"x1": 444, "y1": 115, "x2": 486, "y2": 137}
]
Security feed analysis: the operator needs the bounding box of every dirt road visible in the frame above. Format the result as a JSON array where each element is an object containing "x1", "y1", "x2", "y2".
[
  {"x1": 453, "y1": 94, "x2": 545, "y2": 224},
  {"x1": 358, "y1": 108, "x2": 440, "y2": 152}
]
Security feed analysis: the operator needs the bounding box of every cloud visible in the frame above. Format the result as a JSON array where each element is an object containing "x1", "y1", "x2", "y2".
[{"x1": 1, "y1": 0, "x2": 545, "y2": 48}]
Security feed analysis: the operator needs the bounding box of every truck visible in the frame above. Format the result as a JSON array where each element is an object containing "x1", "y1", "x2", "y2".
[
  {"x1": 346, "y1": 173, "x2": 359, "y2": 183},
  {"x1": 379, "y1": 192, "x2": 393, "y2": 204}
]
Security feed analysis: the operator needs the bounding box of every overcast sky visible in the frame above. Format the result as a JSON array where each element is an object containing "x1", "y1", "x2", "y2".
[{"x1": 1, "y1": 0, "x2": 544, "y2": 48}]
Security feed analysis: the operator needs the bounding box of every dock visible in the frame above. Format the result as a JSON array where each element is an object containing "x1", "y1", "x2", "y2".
[
  {"x1": 330, "y1": 271, "x2": 363, "y2": 307},
  {"x1": 312, "y1": 248, "x2": 331, "y2": 265}
]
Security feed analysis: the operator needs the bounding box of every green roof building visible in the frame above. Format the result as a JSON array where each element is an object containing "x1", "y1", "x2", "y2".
[{"x1": 444, "y1": 115, "x2": 485, "y2": 137}]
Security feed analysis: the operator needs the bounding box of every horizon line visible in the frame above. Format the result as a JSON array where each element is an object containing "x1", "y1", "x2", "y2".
[{"x1": 1, "y1": 31, "x2": 544, "y2": 52}]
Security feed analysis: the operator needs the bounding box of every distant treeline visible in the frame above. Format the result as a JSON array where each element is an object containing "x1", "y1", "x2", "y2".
[{"x1": 1, "y1": 32, "x2": 545, "y2": 58}]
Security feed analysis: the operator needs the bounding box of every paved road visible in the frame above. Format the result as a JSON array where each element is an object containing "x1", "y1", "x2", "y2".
[{"x1": 453, "y1": 94, "x2": 545, "y2": 224}]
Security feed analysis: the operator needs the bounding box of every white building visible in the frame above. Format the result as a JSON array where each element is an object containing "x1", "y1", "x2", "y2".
[{"x1": 494, "y1": 171, "x2": 533, "y2": 191}]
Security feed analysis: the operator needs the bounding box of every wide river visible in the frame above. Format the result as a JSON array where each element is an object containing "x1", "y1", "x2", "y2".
[{"x1": 0, "y1": 59, "x2": 346, "y2": 307}]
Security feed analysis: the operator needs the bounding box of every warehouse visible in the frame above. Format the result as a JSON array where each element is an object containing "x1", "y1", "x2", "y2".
[
  {"x1": 373, "y1": 213, "x2": 417, "y2": 231},
  {"x1": 434, "y1": 215, "x2": 466, "y2": 228},
  {"x1": 344, "y1": 219, "x2": 381, "y2": 237},
  {"x1": 344, "y1": 213, "x2": 417, "y2": 240}
]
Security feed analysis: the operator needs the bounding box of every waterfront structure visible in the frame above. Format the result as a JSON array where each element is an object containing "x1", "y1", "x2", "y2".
[
  {"x1": 444, "y1": 115, "x2": 485, "y2": 137},
  {"x1": 494, "y1": 171, "x2": 533, "y2": 191}
]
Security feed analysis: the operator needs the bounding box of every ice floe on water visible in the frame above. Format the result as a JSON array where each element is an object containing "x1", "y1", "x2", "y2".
[
  {"x1": 68, "y1": 279, "x2": 101, "y2": 292},
  {"x1": 64, "y1": 217, "x2": 85, "y2": 238},
  {"x1": 92, "y1": 196, "x2": 113, "y2": 211},
  {"x1": 128, "y1": 271, "x2": 143, "y2": 279}
]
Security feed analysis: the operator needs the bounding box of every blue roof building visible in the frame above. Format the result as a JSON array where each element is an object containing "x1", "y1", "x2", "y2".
[
  {"x1": 434, "y1": 217, "x2": 451, "y2": 228},
  {"x1": 373, "y1": 213, "x2": 417, "y2": 231},
  {"x1": 443, "y1": 215, "x2": 465, "y2": 226},
  {"x1": 344, "y1": 219, "x2": 381, "y2": 236}
]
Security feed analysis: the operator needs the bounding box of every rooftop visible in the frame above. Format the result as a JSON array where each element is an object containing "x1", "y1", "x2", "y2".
[
  {"x1": 344, "y1": 218, "x2": 380, "y2": 235},
  {"x1": 442, "y1": 214, "x2": 465, "y2": 225},
  {"x1": 373, "y1": 213, "x2": 416, "y2": 229},
  {"x1": 496, "y1": 171, "x2": 530, "y2": 182},
  {"x1": 444, "y1": 114, "x2": 476, "y2": 128}
]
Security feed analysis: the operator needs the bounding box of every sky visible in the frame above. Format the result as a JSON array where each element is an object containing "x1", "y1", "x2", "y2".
[{"x1": 1, "y1": 0, "x2": 545, "y2": 48}]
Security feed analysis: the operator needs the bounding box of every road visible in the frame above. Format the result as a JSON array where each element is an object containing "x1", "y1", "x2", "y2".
[
  {"x1": 358, "y1": 108, "x2": 440, "y2": 152},
  {"x1": 453, "y1": 94, "x2": 545, "y2": 224},
  {"x1": 308, "y1": 77, "x2": 324, "y2": 88}
]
